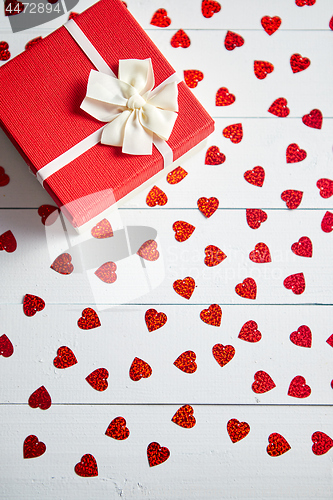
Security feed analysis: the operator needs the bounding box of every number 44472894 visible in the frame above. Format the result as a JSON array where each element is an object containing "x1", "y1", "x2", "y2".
[{"x1": 5, "y1": 2, "x2": 61, "y2": 14}]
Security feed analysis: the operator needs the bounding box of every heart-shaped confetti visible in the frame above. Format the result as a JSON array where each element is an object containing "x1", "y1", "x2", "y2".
[
  {"x1": 316, "y1": 178, "x2": 333, "y2": 199},
  {"x1": 204, "y1": 245, "x2": 227, "y2": 267},
  {"x1": 238, "y1": 320, "x2": 262, "y2": 343},
  {"x1": 146, "y1": 186, "x2": 168, "y2": 206},
  {"x1": 246, "y1": 209, "x2": 267, "y2": 229},
  {"x1": 170, "y1": 30, "x2": 191, "y2": 48},
  {"x1": 326, "y1": 334, "x2": 333, "y2": 347},
  {"x1": 254, "y1": 60, "x2": 274, "y2": 80},
  {"x1": 86, "y1": 368, "x2": 108, "y2": 391},
  {"x1": 290, "y1": 325, "x2": 312, "y2": 348},
  {"x1": 288, "y1": 375, "x2": 311, "y2": 398},
  {"x1": 94, "y1": 261, "x2": 117, "y2": 283},
  {"x1": 25, "y1": 36, "x2": 43, "y2": 50},
  {"x1": 129, "y1": 357, "x2": 152, "y2": 381},
  {"x1": 330, "y1": 16, "x2": 333, "y2": 30},
  {"x1": 28, "y1": 386, "x2": 51, "y2": 410},
  {"x1": 321, "y1": 211, "x2": 333, "y2": 233},
  {"x1": 201, "y1": 0, "x2": 221, "y2": 18},
  {"x1": 0, "y1": 41, "x2": 10, "y2": 61},
  {"x1": 281, "y1": 190, "x2": 303, "y2": 209},
  {"x1": 216, "y1": 87, "x2": 235, "y2": 106},
  {"x1": 291, "y1": 236, "x2": 312, "y2": 258},
  {"x1": 173, "y1": 277, "x2": 195, "y2": 299},
  {"x1": 267, "y1": 433, "x2": 291, "y2": 457},
  {"x1": 105, "y1": 417, "x2": 130, "y2": 440},
  {"x1": 183, "y1": 70, "x2": 204, "y2": 89},
  {"x1": 147, "y1": 442, "x2": 170, "y2": 467},
  {"x1": 261, "y1": 16, "x2": 282, "y2": 35},
  {"x1": 283, "y1": 273, "x2": 305, "y2": 295},
  {"x1": 23, "y1": 435, "x2": 46, "y2": 459},
  {"x1": 227, "y1": 419, "x2": 250, "y2": 443},
  {"x1": 312, "y1": 432, "x2": 333, "y2": 455},
  {"x1": 145, "y1": 309, "x2": 167, "y2": 332},
  {"x1": 51, "y1": 253, "x2": 74, "y2": 275},
  {"x1": 77, "y1": 308, "x2": 101, "y2": 330},
  {"x1": 252, "y1": 371, "x2": 276, "y2": 393},
  {"x1": 296, "y1": 0, "x2": 316, "y2": 5},
  {"x1": 224, "y1": 31, "x2": 244, "y2": 51},
  {"x1": 75, "y1": 454, "x2": 98, "y2": 477},
  {"x1": 174, "y1": 351, "x2": 197, "y2": 373},
  {"x1": 0, "y1": 230, "x2": 17, "y2": 253},
  {"x1": 286, "y1": 144, "x2": 307, "y2": 163},
  {"x1": 167, "y1": 166, "x2": 188, "y2": 184},
  {"x1": 200, "y1": 304, "x2": 222, "y2": 327},
  {"x1": 23, "y1": 294, "x2": 45, "y2": 317},
  {"x1": 302, "y1": 109, "x2": 322, "y2": 129},
  {"x1": 137, "y1": 240, "x2": 159, "y2": 261},
  {"x1": 205, "y1": 146, "x2": 226, "y2": 165},
  {"x1": 4, "y1": 0, "x2": 23, "y2": 15},
  {"x1": 37, "y1": 205, "x2": 59, "y2": 226},
  {"x1": 0, "y1": 334, "x2": 14, "y2": 357},
  {"x1": 91, "y1": 219, "x2": 113, "y2": 238},
  {"x1": 290, "y1": 53, "x2": 311, "y2": 73},
  {"x1": 53, "y1": 346, "x2": 77, "y2": 369},
  {"x1": 212, "y1": 344, "x2": 235, "y2": 367},
  {"x1": 173, "y1": 221, "x2": 195, "y2": 242},
  {"x1": 244, "y1": 166, "x2": 265, "y2": 187},
  {"x1": 268, "y1": 98, "x2": 290, "y2": 117},
  {"x1": 0, "y1": 166, "x2": 10, "y2": 186},
  {"x1": 197, "y1": 197, "x2": 219, "y2": 218},
  {"x1": 223, "y1": 123, "x2": 243, "y2": 143},
  {"x1": 150, "y1": 8, "x2": 171, "y2": 27},
  {"x1": 172, "y1": 405, "x2": 196, "y2": 428},
  {"x1": 235, "y1": 278, "x2": 257, "y2": 299},
  {"x1": 249, "y1": 243, "x2": 271, "y2": 263}
]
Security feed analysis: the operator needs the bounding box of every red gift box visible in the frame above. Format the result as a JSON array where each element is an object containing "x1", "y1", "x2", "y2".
[{"x1": 0, "y1": 0, "x2": 214, "y2": 230}]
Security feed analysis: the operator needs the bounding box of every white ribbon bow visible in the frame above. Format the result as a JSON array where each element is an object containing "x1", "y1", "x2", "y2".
[{"x1": 80, "y1": 58, "x2": 178, "y2": 155}]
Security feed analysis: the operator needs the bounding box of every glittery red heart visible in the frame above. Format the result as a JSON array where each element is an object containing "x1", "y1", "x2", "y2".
[
  {"x1": 167, "y1": 166, "x2": 188, "y2": 184},
  {"x1": 23, "y1": 294, "x2": 45, "y2": 317},
  {"x1": 246, "y1": 209, "x2": 267, "y2": 229},
  {"x1": 261, "y1": 16, "x2": 282, "y2": 35},
  {"x1": 291, "y1": 236, "x2": 312, "y2": 257},
  {"x1": 23, "y1": 435, "x2": 46, "y2": 459},
  {"x1": 212, "y1": 344, "x2": 235, "y2": 367},
  {"x1": 146, "y1": 186, "x2": 168, "y2": 206},
  {"x1": 75, "y1": 454, "x2": 98, "y2": 477},
  {"x1": 287, "y1": 375, "x2": 311, "y2": 398},
  {"x1": 224, "y1": 31, "x2": 244, "y2": 51},
  {"x1": 281, "y1": 190, "x2": 303, "y2": 209},
  {"x1": 25, "y1": 36, "x2": 43, "y2": 50},
  {"x1": 286, "y1": 143, "x2": 307, "y2": 163},
  {"x1": 77, "y1": 308, "x2": 101, "y2": 330},
  {"x1": 105, "y1": 417, "x2": 130, "y2": 440},
  {"x1": 296, "y1": 0, "x2": 315, "y2": 5},
  {"x1": 235, "y1": 278, "x2": 257, "y2": 299},
  {"x1": 173, "y1": 277, "x2": 195, "y2": 299},
  {"x1": 4, "y1": 0, "x2": 23, "y2": 16},
  {"x1": 223, "y1": 123, "x2": 243, "y2": 143},
  {"x1": 91, "y1": 219, "x2": 113, "y2": 238},
  {"x1": 172, "y1": 221, "x2": 195, "y2": 242},
  {"x1": 37, "y1": 205, "x2": 59, "y2": 226},
  {"x1": 254, "y1": 60, "x2": 274, "y2": 80},
  {"x1": 268, "y1": 98, "x2": 290, "y2": 117},
  {"x1": 174, "y1": 350, "x2": 197, "y2": 373},
  {"x1": 68, "y1": 11, "x2": 79, "y2": 20},
  {"x1": 290, "y1": 53, "x2": 310, "y2": 73},
  {"x1": 204, "y1": 245, "x2": 227, "y2": 266},
  {"x1": 137, "y1": 240, "x2": 159, "y2": 261},
  {"x1": 50, "y1": 253, "x2": 73, "y2": 275},
  {"x1": 172, "y1": 405, "x2": 196, "y2": 428},
  {"x1": 316, "y1": 178, "x2": 333, "y2": 199},
  {"x1": 302, "y1": 109, "x2": 322, "y2": 129},
  {"x1": 86, "y1": 368, "x2": 109, "y2": 391},
  {"x1": 249, "y1": 242, "x2": 271, "y2": 263},
  {"x1": 170, "y1": 30, "x2": 191, "y2": 48},
  {"x1": 0, "y1": 166, "x2": 10, "y2": 186},
  {"x1": 200, "y1": 304, "x2": 222, "y2": 327},
  {"x1": 321, "y1": 211, "x2": 333, "y2": 233},
  {"x1": 0, "y1": 230, "x2": 17, "y2": 253},
  {"x1": 244, "y1": 166, "x2": 265, "y2": 187},
  {"x1": 227, "y1": 419, "x2": 250, "y2": 443},
  {"x1": 0, "y1": 40, "x2": 10, "y2": 61},
  {"x1": 183, "y1": 70, "x2": 204, "y2": 88},
  {"x1": 326, "y1": 334, "x2": 333, "y2": 348},
  {"x1": 129, "y1": 357, "x2": 152, "y2": 381},
  {"x1": 283, "y1": 273, "x2": 306, "y2": 295},
  {"x1": 147, "y1": 442, "x2": 170, "y2": 467},
  {"x1": 290, "y1": 325, "x2": 312, "y2": 348},
  {"x1": 216, "y1": 87, "x2": 235, "y2": 106},
  {"x1": 238, "y1": 320, "x2": 261, "y2": 343},
  {"x1": 0, "y1": 334, "x2": 14, "y2": 357},
  {"x1": 94, "y1": 261, "x2": 117, "y2": 283},
  {"x1": 53, "y1": 346, "x2": 77, "y2": 369},
  {"x1": 197, "y1": 197, "x2": 219, "y2": 218},
  {"x1": 201, "y1": 0, "x2": 221, "y2": 18},
  {"x1": 145, "y1": 309, "x2": 167, "y2": 332},
  {"x1": 267, "y1": 433, "x2": 290, "y2": 457},
  {"x1": 252, "y1": 371, "x2": 276, "y2": 393},
  {"x1": 28, "y1": 386, "x2": 51, "y2": 410},
  {"x1": 150, "y1": 8, "x2": 171, "y2": 27},
  {"x1": 205, "y1": 146, "x2": 226, "y2": 165},
  {"x1": 312, "y1": 432, "x2": 333, "y2": 455},
  {"x1": 330, "y1": 16, "x2": 333, "y2": 30}
]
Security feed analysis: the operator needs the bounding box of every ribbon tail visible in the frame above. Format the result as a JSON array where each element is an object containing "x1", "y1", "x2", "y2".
[{"x1": 122, "y1": 110, "x2": 154, "y2": 155}]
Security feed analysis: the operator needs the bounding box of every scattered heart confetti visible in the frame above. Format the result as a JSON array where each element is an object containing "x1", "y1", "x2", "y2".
[
  {"x1": 201, "y1": 0, "x2": 221, "y2": 18},
  {"x1": 261, "y1": 16, "x2": 282, "y2": 35},
  {"x1": 326, "y1": 334, "x2": 333, "y2": 348},
  {"x1": 174, "y1": 351, "x2": 197, "y2": 373},
  {"x1": 267, "y1": 433, "x2": 291, "y2": 457},
  {"x1": 23, "y1": 294, "x2": 45, "y2": 317},
  {"x1": 146, "y1": 186, "x2": 168, "y2": 206},
  {"x1": 0, "y1": 166, "x2": 10, "y2": 186},
  {"x1": 283, "y1": 273, "x2": 305, "y2": 295},
  {"x1": 254, "y1": 60, "x2": 274, "y2": 80},
  {"x1": 105, "y1": 417, "x2": 130, "y2": 440},
  {"x1": 137, "y1": 239, "x2": 159, "y2": 261},
  {"x1": 224, "y1": 31, "x2": 244, "y2": 51},
  {"x1": 290, "y1": 325, "x2": 312, "y2": 348},
  {"x1": 75, "y1": 454, "x2": 98, "y2": 477},
  {"x1": 302, "y1": 109, "x2": 322, "y2": 129},
  {"x1": 235, "y1": 278, "x2": 257, "y2": 299},
  {"x1": 197, "y1": 197, "x2": 219, "y2": 218},
  {"x1": 212, "y1": 344, "x2": 235, "y2": 367},
  {"x1": 150, "y1": 8, "x2": 171, "y2": 27},
  {"x1": 28, "y1": 386, "x2": 51, "y2": 410},
  {"x1": 286, "y1": 143, "x2": 307, "y2": 163},
  {"x1": 252, "y1": 371, "x2": 276, "y2": 393},
  {"x1": 312, "y1": 432, "x2": 333, "y2": 455},
  {"x1": 244, "y1": 166, "x2": 265, "y2": 187},
  {"x1": 172, "y1": 221, "x2": 195, "y2": 242},
  {"x1": 94, "y1": 261, "x2": 117, "y2": 283},
  {"x1": 91, "y1": 219, "x2": 113, "y2": 238},
  {"x1": 321, "y1": 211, "x2": 333, "y2": 233},
  {"x1": 204, "y1": 245, "x2": 227, "y2": 267},
  {"x1": 145, "y1": 308, "x2": 167, "y2": 332},
  {"x1": 167, "y1": 166, "x2": 188, "y2": 184},
  {"x1": 287, "y1": 375, "x2": 311, "y2": 398},
  {"x1": 290, "y1": 53, "x2": 311, "y2": 73},
  {"x1": 183, "y1": 70, "x2": 204, "y2": 89},
  {"x1": 147, "y1": 442, "x2": 170, "y2": 467},
  {"x1": 0, "y1": 230, "x2": 17, "y2": 253},
  {"x1": 173, "y1": 277, "x2": 195, "y2": 299},
  {"x1": 227, "y1": 419, "x2": 250, "y2": 443},
  {"x1": 170, "y1": 29, "x2": 191, "y2": 48},
  {"x1": 0, "y1": 41, "x2": 10, "y2": 61},
  {"x1": 51, "y1": 253, "x2": 74, "y2": 275},
  {"x1": 200, "y1": 304, "x2": 222, "y2": 327},
  {"x1": 249, "y1": 243, "x2": 271, "y2": 263},
  {"x1": 238, "y1": 320, "x2": 262, "y2": 343},
  {"x1": 316, "y1": 178, "x2": 333, "y2": 199},
  {"x1": 216, "y1": 87, "x2": 235, "y2": 106},
  {"x1": 37, "y1": 205, "x2": 60, "y2": 225},
  {"x1": 25, "y1": 36, "x2": 43, "y2": 50},
  {"x1": 172, "y1": 404, "x2": 196, "y2": 428},
  {"x1": 223, "y1": 123, "x2": 243, "y2": 143},
  {"x1": 291, "y1": 236, "x2": 312, "y2": 258},
  {"x1": 281, "y1": 190, "x2": 303, "y2": 209},
  {"x1": 0, "y1": 334, "x2": 14, "y2": 357},
  {"x1": 77, "y1": 308, "x2": 101, "y2": 330},
  {"x1": 53, "y1": 346, "x2": 77, "y2": 369},
  {"x1": 205, "y1": 146, "x2": 226, "y2": 165},
  {"x1": 23, "y1": 435, "x2": 46, "y2": 459},
  {"x1": 86, "y1": 368, "x2": 108, "y2": 391},
  {"x1": 296, "y1": 0, "x2": 316, "y2": 5},
  {"x1": 246, "y1": 209, "x2": 267, "y2": 229},
  {"x1": 129, "y1": 357, "x2": 152, "y2": 381},
  {"x1": 268, "y1": 98, "x2": 290, "y2": 117}
]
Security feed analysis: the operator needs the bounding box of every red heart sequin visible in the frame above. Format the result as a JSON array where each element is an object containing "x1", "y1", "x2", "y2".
[
  {"x1": 281, "y1": 190, "x2": 303, "y2": 209},
  {"x1": 200, "y1": 304, "x2": 222, "y2": 327},
  {"x1": 150, "y1": 8, "x2": 171, "y2": 27},
  {"x1": 145, "y1": 309, "x2": 167, "y2": 332},
  {"x1": 94, "y1": 261, "x2": 117, "y2": 283},
  {"x1": 137, "y1": 240, "x2": 159, "y2": 261},
  {"x1": 224, "y1": 31, "x2": 244, "y2": 51},
  {"x1": 286, "y1": 143, "x2": 307, "y2": 163},
  {"x1": 283, "y1": 272, "x2": 305, "y2": 295},
  {"x1": 321, "y1": 211, "x2": 333, "y2": 233},
  {"x1": 235, "y1": 278, "x2": 257, "y2": 299},
  {"x1": 75, "y1": 454, "x2": 98, "y2": 477},
  {"x1": 290, "y1": 325, "x2": 312, "y2": 348},
  {"x1": 146, "y1": 186, "x2": 168, "y2": 206},
  {"x1": 205, "y1": 146, "x2": 226, "y2": 165},
  {"x1": 246, "y1": 209, "x2": 267, "y2": 229},
  {"x1": 268, "y1": 98, "x2": 290, "y2": 117},
  {"x1": 223, "y1": 123, "x2": 243, "y2": 143},
  {"x1": 316, "y1": 178, "x2": 333, "y2": 199},
  {"x1": 147, "y1": 442, "x2": 170, "y2": 467},
  {"x1": 23, "y1": 294, "x2": 45, "y2": 317},
  {"x1": 86, "y1": 368, "x2": 109, "y2": 391},
  {"x1": 261, "y1": 16, "x2": 282, "y2": 35},
  {"x1": 227, "y1": 419, "x2": 250, "y2": 443},
  {"x1": 244, "y1": 166, "x2": 265, "y2": 187},
  {"x1": 252, "y1": 371, "x2": 276, "y2": 393},
  {"x1": 204, "y1": 245, "x2": 227, "y2": 267},
  {"x1": 287, "y1": 375, "x2": 311, "y2": 398},
  {"x1": 302, "y1": 109, "x2": 322, "y2": 129},
  {"x1": 172, "y1": 405, "x2": 196, "y2": 428},
  {"x1": 197, "y1": 197, "x2": 219, "y2": 218},
  {"x1": 173, "y1": 277, "x2": 195, "y2": 299},
  {"x1": 330, "y1": 16, "x2": 333, "y2": 30},
  {"x1": 4, "y1": 0, "x2": 23, "y2": 16},
  {"x1": 129, "y1": 357, "x2": 152, "y2": 381},
  {"x1": 167, "y1": 166, "x2": 188, "y2": 184},
  {"x1": 326, "y1": 334, "x2": 333, "y2": 348},
  {"x1": 291, "y1": 236, "x2": 312, "y2": 257},
  {"x1": 216, "y1": 87, "x2": 235, "y2": 106},
  {"x1": 254, "y1": 60, "x2": 274, "y2": 80},
  {"x1": 267, "y1": 433, "x2": 291, "y2": 457},
  {"x1": 201, "y1": 0, "x2": 221, "y2": 18},
  {"x1": 37, "y1": 205, "x2": 59, "y2": 226},
  {"x1": 172, "y1": 221, "x2": 195, "y2": 242},
  {"x1": 184, "y1": 70, "x2": 204, "y2": 89},
  {"x1": 170, "y1": 30, "x2": 191, "y2": 48},
  {"x1": 77, "y1": 308, "x2": 101, "y2": 330},
  {"x1": 249, "y1": 242, "x2": 271, "y2": 263},
  {"x1": 0, "y1": 230, "x2": 17, "y2": 253},
  {"x1": 174, "y1": 351, "x2": 197, "y2": 373},
  {"x1": 290, "y1": 53, "x2": 311, "y2": 73},
  {"x1": 28, "y1": 386, "x2": 51, "y2": 410},
  {"x1": 51, "y1": 253, "x2": 73, "y2": 275},
  {"x1": 238, "y1": 320, "x2": 261, "y2": 343},
  {"x1": 312, "y1": 432, "x2": 333, "y2": 455},
  {"x1": 91, "y1": 219, "x2": 113, "y2": 238},
  {"x1": 25, "y1": 36, "x2": 43, "y2": 50},
  {"x1": 212, "y1": 344, "x2": 235, "y2": 367},
  {"x1": 53, "y1": 346, "x2": 77, "y2": 369},
  {"x1": 0, "y1": 166, "x2": 10, "y2": 186},
  {"x1": 296, "y1": 0, "x2": 316, "y2": 5},
  {"x1": 105, "y1": 417, "x2": 130, "y2": 440},
  {"x1": 0, "y1": 334, "x2": 14, "y2": 357},
  {"x1": 23, "y1": 435, "x2": 46, "y2": 459}
]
